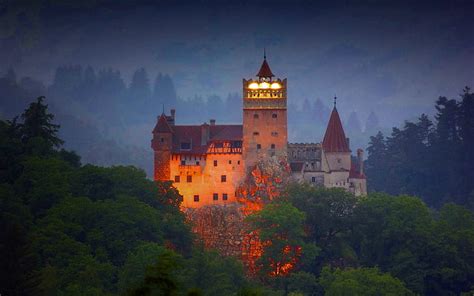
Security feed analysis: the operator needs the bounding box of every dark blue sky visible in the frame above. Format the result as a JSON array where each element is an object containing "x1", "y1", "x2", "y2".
[{"x1": 1, "y1": 0, "x2": 473, "y2": 126}]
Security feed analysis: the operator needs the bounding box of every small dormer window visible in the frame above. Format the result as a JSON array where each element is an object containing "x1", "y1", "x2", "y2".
[{"x1": 180, "y1": 142, "x2": 191, "y2": 150}]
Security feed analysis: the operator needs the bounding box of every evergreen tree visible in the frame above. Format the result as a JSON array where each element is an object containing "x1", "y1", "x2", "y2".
[
  {"x1": 19, "y1": 96, "x2": 63, "y2": 153},
  {"x1": 365, "y1": 132, "x2": 387, "y2": 192},
  {"x1": 129, "y1": 68, "x2": 151, "y2": 112}
]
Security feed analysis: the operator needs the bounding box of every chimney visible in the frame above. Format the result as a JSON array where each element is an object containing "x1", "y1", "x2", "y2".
[
  {"x1": 357, "y1": 148, "x2": 364, "y2": 175},
  {"x1": 201, "y1": 123, "x2": 210, "y2": 145},
  {"x1": 169, "y1": 109, "x2": 176, "y2": 125},
  {"x1": 210, "y1": 119, "x2": 216, "y2": 126}
]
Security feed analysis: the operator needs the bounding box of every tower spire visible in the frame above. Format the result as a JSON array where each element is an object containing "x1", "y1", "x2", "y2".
[
  {"x1": 334, "y1": 96, "x2": 337, "y2": 108},
  {"x1": 264, "y1": 47, "x2": 266, "y2": 60}
]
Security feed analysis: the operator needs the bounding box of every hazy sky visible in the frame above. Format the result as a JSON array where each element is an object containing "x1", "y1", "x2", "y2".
[{"x1": 1, "y1": 0, "x2": 473, "y2": 126}]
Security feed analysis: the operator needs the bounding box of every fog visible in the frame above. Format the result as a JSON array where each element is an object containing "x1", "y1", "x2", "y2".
[{"x1": 1, "y1": 0, "x2": 473, "y2": 176}]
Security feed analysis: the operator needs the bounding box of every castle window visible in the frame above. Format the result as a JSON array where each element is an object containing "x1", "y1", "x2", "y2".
[
  {"x1": 257, "y1": 144, "x2": 261, "y2": 150},
  {"x1": 196, "y1": 161, "x2": 200, "y2": 165},
  {"x1": 337, "y1": 158, "x2": 341, "y2": 164},
  {"x1": 271, "y1": 132, "x2": 278, "y2": 137},
  {"x1": 180, "y1": 142, "x2": 191, "y2": 150},
  {"x1": 213, "y1": 193, "x2": 218, "y2": 201},
  {"x1": 272, "y1": 113, "x2": 277, "y2": 118},
  {"x1": 194, "y1": 195, "x2": 199, "y2": 202},
  {"x1": 160, "y1": 137, "x2": 164, "y2": 142},
  {"x1": 237, "y1": 160, "x2": 240, "y2": 165},
  {"x1": 228, "y1": 160, "x2": 232, "y2": 164},
  {"x1": 175, "y1": 175, "x2": 180, "y2": 182},
  {"x1": 181, "y1": 160, "x2": 186, "y2": 165},
  {"x1": 214, "y1": 160, "x2": 218, "y2": 166},
  {"x1": 271, "y1": 144, "x2": 276, "y2": 149},
  {"x1": 187, "y1": 175, "x2": 192, "y2": 183},
  {"x1": 221, "y1": 175, "x2": 227, "y2": 182},
  {"x1": 312, "y1": 177, "x2": 316, "y2": 183},
  {"x1": 253, "y1": 131, "x2": 260, "y2": 136},
  {"x1": 223, "y1": 193, "x2": 228, "y2": 201},
  {"x1": 254, "y1": 114, "x2": 259, "y2": 119}
]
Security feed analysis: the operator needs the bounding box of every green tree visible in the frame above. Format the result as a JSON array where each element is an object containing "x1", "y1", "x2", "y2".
[
  {"x1": 351, "y1": 193, "x2": 434, "y2": 294},
  {"x1": 319, "y1": 266, "x2": 414, "y2": 296},
  {"x1": 284, "y1": 185, "x2": 357, "y2": 271},
  {"x1": 247, "y1": 202, "x2": 314, "y2": 278},
  {"x1": 19, "y1": 96, "x2": 64, "y2": 154}
]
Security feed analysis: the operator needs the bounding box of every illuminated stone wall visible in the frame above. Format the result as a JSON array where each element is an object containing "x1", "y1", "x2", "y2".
[{"x1": 171, "y1": 153, "x2": 244, "y2": 208}]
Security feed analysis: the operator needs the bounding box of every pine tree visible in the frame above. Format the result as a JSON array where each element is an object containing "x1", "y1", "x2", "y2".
[{"x1": 19, "y1": 96, "x2": 63, "y2": 154}]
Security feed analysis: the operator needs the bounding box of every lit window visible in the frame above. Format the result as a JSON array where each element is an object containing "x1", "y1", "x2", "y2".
[
  {"x1": 221, "y1": 175, "x2": 227, "y2": 182},
  {"x1": 175, "y1": 176, "x2": 180, "y2": 182},
  {"x1": 213, "y1": 193, "x2": 218, "y2": 201},
  {"x1": 194, "y1": 195, "x2": 199, "y2": 202},
  {"x1": 187, "y1": 175, "x2": 192, "y2": 183},
  {"x1": 214, "y1": 160, "x2": 218, "y2": 166},
  {"x1": 272, "y1": 113, "x2": 277, "y2": 118},
  {"x1": 223, "y1": 193, "x2": 228, "y2": 201},
  {"x1": 257, "y1": 144, "x2": 261, "y2": 150}
]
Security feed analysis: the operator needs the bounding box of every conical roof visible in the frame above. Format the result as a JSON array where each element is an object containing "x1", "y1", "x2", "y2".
[
  {"x1": 256, "y1": 58, "x2": 274, "y2": 78},
  {"x1": 153, "y1": 113, "x2": 173, "y2": 133},
  {"x1": 322, "y1": 107, "x2": 350, "y2": 152}
]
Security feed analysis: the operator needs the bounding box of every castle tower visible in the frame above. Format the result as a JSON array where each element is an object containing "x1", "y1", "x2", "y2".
[
  {"x1": 151, "y1": 113, "x2": 173, "y2": 181},
  {"x1": 321, "y1": 98, "x2": 351, "y2": 175},
  {"x1": 242, "y1": 55, "x2": 288, "y2": 168}
]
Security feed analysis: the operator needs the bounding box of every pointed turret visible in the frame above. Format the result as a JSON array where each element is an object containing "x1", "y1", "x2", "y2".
[
  {"x1": 153, "y1": 113, "x2": 173, "y2": 134},
  {"x1": 322, "y1": 103, "x2": 350, "y2": 153},
  {"x1": 256, "y1": 57, "x2": 274, "y2": 78}
]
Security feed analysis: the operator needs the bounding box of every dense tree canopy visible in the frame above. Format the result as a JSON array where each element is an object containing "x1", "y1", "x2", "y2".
[{"x1": 366, "y1": 87, "x2": 474, "y2": 209}]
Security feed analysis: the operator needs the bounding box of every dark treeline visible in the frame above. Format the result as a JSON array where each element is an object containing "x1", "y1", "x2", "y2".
[{"x1": 366, "y1": 87, "x2": 474, "y2": 209}]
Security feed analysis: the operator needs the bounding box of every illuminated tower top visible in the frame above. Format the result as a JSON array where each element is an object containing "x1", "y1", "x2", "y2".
[{"x1": 243, "y1": 54, "x2": 287, "y2": 109}]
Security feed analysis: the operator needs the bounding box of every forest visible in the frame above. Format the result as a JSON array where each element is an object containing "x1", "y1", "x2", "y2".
[
  {"x1": 366, "y1": 87, "x2": 474, "y2": 210},
  {"x1": 1, "y1": 96, "x2": 473, "y2": 295}
]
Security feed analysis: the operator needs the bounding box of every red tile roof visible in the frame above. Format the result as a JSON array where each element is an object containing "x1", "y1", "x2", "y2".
[
  {"x1": 256, "y1": 59, "x2": 274, "y2": 78},
  {"x1": 171, "y1": 124, "x2": 242, "y2": 154},
  {"x1": 153, "y1": 114, "x2": 173, "y2": 133},
  {"x1": 322, "y1": 107, "x2": 351, "y2": 153}
]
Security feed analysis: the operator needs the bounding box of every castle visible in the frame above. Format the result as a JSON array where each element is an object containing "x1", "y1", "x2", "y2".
[{"x1": 151, "y1": 56, "x2": 366, "y2": 208}]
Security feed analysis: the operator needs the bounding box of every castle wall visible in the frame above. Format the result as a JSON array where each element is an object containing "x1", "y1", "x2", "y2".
[
  {"x1": 170, "y1": 153, "x2": 244, "y2": 208},
  {"x1": 322, "y1": 151, "x2": 351, "y2": 172},
  {"x1": 243, "y1": 109, "x2": 288, "y2": 168}
]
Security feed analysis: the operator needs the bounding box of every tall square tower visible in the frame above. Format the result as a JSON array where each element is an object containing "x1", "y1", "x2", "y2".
[{"x1": 242, "y1": 55, "x2": 288, "y2": 168}]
